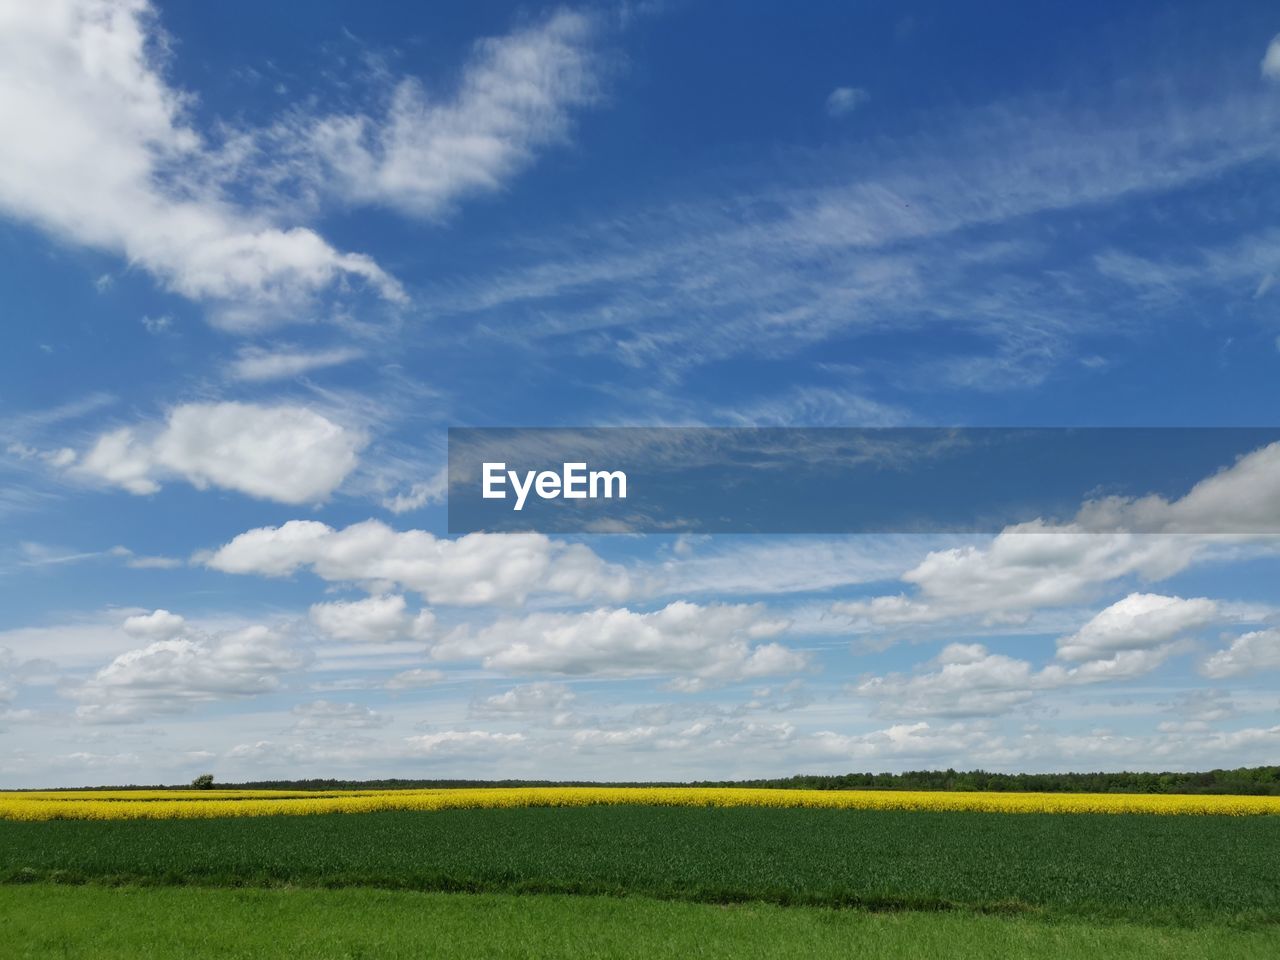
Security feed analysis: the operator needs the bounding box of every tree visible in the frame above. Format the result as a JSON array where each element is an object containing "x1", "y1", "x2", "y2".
[{"x1": 191, "y1": 773, "x2": 215, "y2": 790}]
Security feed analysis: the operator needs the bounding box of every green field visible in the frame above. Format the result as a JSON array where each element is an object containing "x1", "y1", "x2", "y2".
[
  {"x1": 4, "y1": 806, "x2": 1278, "y2": 926},
  {"x1": 4, "y1": 884, "x2": 1277, "y2": 960}
]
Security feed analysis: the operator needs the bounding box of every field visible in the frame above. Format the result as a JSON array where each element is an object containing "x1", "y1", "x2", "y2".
[
  {"x1": 6, "y1": 885, "x2": 1278, "y2": 960},
  {"x1": 4, "y1": 804, "x2": 1279, "y2": 923},
  {"x1": 3, "y1": 790, "x2": 1278, "y2": 957},
  {"x1": 5, "y1": 785, "x2": 1280, "y2": 819}
]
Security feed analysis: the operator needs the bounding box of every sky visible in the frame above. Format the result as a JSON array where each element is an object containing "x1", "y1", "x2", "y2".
[{"x1": 1, "y1": 0, "x2": 1279, "y2": 787}]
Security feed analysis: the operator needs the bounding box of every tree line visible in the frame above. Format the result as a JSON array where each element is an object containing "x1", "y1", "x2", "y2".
[
  {"x1": 31, "y1": 765, "x2": 1280, "y2": 794},
  {"x1": 211, "y1": 766, "x2": 1280, "y2": 796}
]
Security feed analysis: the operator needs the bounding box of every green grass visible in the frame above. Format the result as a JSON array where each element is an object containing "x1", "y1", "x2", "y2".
[
  {"x1": 3, "y1": 806, "x2": 1278, "y2": 925},
  {"x1": 3, "y1": 884, "x2": 1277, "y2": 960}
]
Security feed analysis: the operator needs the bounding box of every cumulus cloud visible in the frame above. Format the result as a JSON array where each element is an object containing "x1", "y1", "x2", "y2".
[
  {"x1": 0, "y1": 0, "x2": 403, "y2": 323},
  {"x1": 122, "y1": 608, "x2": 186, "y2": 641},
  {"x1": 1036, "y1": 646, "x2": 1181, "y2": 686},
  {"x1": 204, "y1": 519, "x2": 630, "y2": 605},
  {"x1": 471, "y1": 681, "x2": 577, "y2": 724},
  {"x1": 1055, "y1": 593, "x2": 1218, "y2": 662},
  {"x1": 433, "y1": 601, "x2": 806, "y2": 686},
  {"x1": 1202, "y1": 627, "x2": 1280, "y2": 679},
  {"x1": 71, "y1": 610, "x2": 307, "y2": 722},
  {"x1": 854, "y1": 644, "x2": 1038, "y2": 718},
  {"x1": 833, "y1": 527, "x2": 1199, "y2": 628},
  {"x1": 1074, "y1": 441, "x2": 1280, "y2": 534},
  {"x1": 76, "y1": 402, "x2": 364, "y2": 503},
  {"x1": 854, "y1": 613, "x2": 1191, "y2": 720},
  {"x1": 826, "y1": 722, "x2": 997, "y2": 761},
  {"x1": 308, "y1": 594, "x2": 434, "y2": 643},
  {"x1": 834, "y1": 444, "x2": 1280, "y2": 632}
]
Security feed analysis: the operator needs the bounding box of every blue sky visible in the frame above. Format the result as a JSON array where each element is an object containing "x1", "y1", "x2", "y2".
[{"x1": 1, "y1": 0, "x2": 1279, "y2": 786}]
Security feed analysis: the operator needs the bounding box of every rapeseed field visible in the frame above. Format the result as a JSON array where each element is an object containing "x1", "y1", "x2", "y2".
[{"x1": 4, "y1": 786, "x2": 1278, "y2": 820}]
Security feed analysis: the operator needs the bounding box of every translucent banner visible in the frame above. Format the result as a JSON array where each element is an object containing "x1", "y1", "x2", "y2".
[{"x1": 447, "y1": 427, "x2": 1280, "y2": 535}]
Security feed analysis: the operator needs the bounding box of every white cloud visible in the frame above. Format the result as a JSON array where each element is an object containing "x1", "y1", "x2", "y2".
[
  {"x1": 825, "y1": 86, "x2": 869, "y2": 117},
  {"x1": 384, "y1": 668, "x2": 444, "y2": 691},
  {"x1": 298, "y1": 10, "x2": 600, "y2": 219},
  {"x1": 291, "y1": 699, "x2": 388, "y2": 729},
  {"x1": 403, "y1": 730, "x2": 525, "y2": 756},
  {"x1": 716, "y1": 386, "x2": 905, "y2": 428},
  {"x1": 0, "y1": 3, "x2": 605, "y2": 325},
  {"x1": 0, "y1": 612, "x2": 159, "y2": 670},
  {"x1": 8, "y1": 443, "x2": 77, "y2": 469},
  {"x1": 1263, "y1": 34, "x2": 1280, "y2": 80},
  {"x1": 1055, "y1": 593, "x2": 1218, "y2": 662},
  {"x1": 1202, "y1": 628, "x2": 1280, "y2": 679},
  {"x1": 0, "y1": 649, "x2": 17, "y2": 706},
  {"x1": 472, "y1": 681, "x2": 577, "y2": 723},
  {"x1": 433, "y1": 601, "x2": 806, "y2": 686},
  {"x1": 122, "y1": 608, "x2": 186, "y2": 641},
  {"x1": 76, "y1": 402, "x2": 364, "y2": 503},
  {"x1": 228, "y1": 345, "x2": 363, "y2": 382},
  {"x1": 835, "y1": 444, "x2": 1280, "y2": 632},
  {"x1": 204, "y1": 519, "x2": 630, "y2": 605},
  {"x1": 0, "y1": 0, "x2": 403, "y2": 322},
  {"x1": 1075, "y1": 442, "x2": 1280, "y2": 534},
  {"x1": 854, "y1": 644, "x2": 1038, "y2": 718},
  {"x1": 380, "y1": 467, "x2": 449, "y2": 514},
  {"x1": 805, "y1": 721, "x2": 1000, "y2": 763},
  {"x1": 855, "y1": 627, "x2": 1187, "y2": 720},
  {"x1": 309, "y1": 594, "x2": 434, "y2": 643},
  {"x1": 1036, "y1": 646, "x2": 1181, "y2": 686},
  {"x1": 645, "y1": 536, "x2": 942, "y2": 599},
  {"x1": 833, "y1": 527, "x2": 1199, "y2": 628},
  {"x1": 71, "y1": 612, "x2": 307, "y2": 722},
  {"x1": 1165, "y1": 689, "x2": 1236, "y2": 724},
  {"x1": 108, "y1": 545, "x2": 183, "y2": 569}
]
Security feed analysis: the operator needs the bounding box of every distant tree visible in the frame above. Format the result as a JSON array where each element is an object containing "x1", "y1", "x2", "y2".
[{"x1": 191, "y1": 773, "x2": 215, "y2": 790}]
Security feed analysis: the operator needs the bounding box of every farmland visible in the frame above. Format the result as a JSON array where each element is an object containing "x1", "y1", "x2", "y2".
[
  {"x1": 3, "y1": 804, "x2": 1278, "y2": 925},
  {"x1": 5, "y1": 789, "x2": 1278, "y2": 957},
  {"x1": 5, "y1": 885, "x2": 1278, "y2": 960},
  {"x1": 5, "y1": 785, "x2": 1280, "y2": 820}
]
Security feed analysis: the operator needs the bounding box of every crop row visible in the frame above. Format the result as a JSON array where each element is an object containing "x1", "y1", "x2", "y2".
[{"x1": 3, "y1": 806, "x2": 1278, "y2": 924}]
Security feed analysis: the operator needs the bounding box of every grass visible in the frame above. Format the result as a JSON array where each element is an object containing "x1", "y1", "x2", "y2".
[
  {"x1": 3, "y1": 884, "x2": 1278, "y2": 960},
  {"x1": 3, "y1": 806, "x2": 1278, "y2": 925}
]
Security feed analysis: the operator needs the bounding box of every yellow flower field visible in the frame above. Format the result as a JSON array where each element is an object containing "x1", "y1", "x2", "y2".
[{"x1": 2, "y1": 786, "x2": 1279, "y2": 821}]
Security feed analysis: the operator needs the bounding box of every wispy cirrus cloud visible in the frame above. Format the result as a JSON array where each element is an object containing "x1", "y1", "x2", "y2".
[
  {"x1": 288, "y1": 9, "x2": 603, "y2": 219},
  {"x1": 414, "y1": 72, "x2": 1280, "y2": 393},
  {"x1": 227, "y1": 345, "x2": 364, "y2": 382}
]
